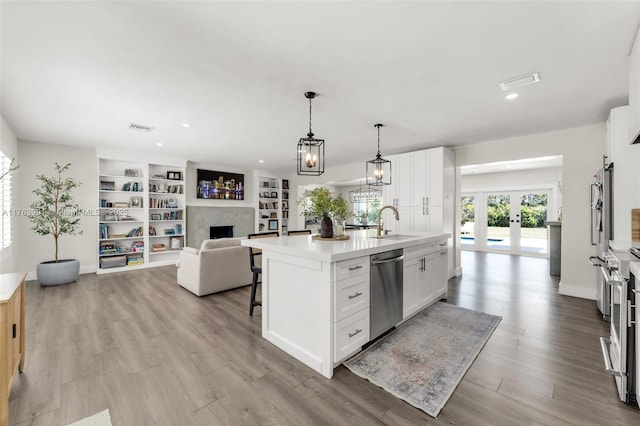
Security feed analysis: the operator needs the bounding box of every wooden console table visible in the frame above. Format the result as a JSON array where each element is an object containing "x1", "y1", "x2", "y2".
[{"x1": 0, "y1": 273, "x2": 26, "y2": 426}]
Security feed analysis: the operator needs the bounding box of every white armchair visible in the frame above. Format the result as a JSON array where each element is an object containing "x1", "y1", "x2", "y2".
[{"x1": 177, "y1": 237, "x2": 253, "y2": 296}]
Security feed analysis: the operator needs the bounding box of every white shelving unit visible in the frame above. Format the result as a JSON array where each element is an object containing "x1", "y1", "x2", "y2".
[
  {"x1": 96, "y1": 156, "x2": 186, "y2": 274},
  {"x1": 257, "y1": 176, "x2": 281, "y2": 233},
  {"x1": 281, "y1": 179, "x2": 289, "y2": 234}
]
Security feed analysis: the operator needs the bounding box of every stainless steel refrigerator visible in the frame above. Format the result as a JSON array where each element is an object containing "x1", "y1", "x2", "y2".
[{"x1": 590, "y1": 163, "x2": 613, "y2": 320}]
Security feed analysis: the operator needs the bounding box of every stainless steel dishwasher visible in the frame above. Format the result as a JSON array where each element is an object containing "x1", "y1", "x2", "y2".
[{"x1": 370, "y1": 248, "x2": 404, "y2": 341}]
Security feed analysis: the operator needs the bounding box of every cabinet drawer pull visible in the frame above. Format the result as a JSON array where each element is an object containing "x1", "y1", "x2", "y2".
[
  {"x1": 348, "y1": 292, "x2": 363, "y2": 300},
  {"x1": 348, "y1": 329, "x2": 363, "y2": 338},
  {"x1": 348, "y1": 265, "x2": 363, "y2": 271},
  {"x1": 439, "y1": 242, "x2": 447, "y2": 247},
  {"x1": 12, "y1": 323, "x2": 17, "y2": 339}
]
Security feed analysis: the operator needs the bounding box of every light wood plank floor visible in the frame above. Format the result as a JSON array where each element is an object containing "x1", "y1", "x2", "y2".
[{"x1": 9, "y1": 251, "x2": 640, "y2": 425}]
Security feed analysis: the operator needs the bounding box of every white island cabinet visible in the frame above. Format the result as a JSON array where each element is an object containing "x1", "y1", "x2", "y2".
[{"x1": 241, "y1": 230, "x2": 449, "y2": 378}]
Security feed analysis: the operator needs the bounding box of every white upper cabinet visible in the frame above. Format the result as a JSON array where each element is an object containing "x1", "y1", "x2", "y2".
[{"x1": 629, "y1": 27, "x2": 640, "y2": 145}]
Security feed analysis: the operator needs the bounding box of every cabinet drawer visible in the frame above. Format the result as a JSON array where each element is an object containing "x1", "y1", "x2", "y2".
[
  {"x1": 404, "y1": 244, "x2": 435, "y2": 260},
  {"x1": 334, "y1": 308, "x2": 370, "y2": 363},
  {"x1": 335, "y1": 256, "x2": 370, "y2": 281},
  {"x1": 335, "y1": 274, "x2": 370, "y2": 322}
]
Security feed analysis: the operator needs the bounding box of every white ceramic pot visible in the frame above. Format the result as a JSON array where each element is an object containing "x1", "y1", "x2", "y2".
[{"x1": 36, "y1": 259, "x2": 80, "y2": 286}]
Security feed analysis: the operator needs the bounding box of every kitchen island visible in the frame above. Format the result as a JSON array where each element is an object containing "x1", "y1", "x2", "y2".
[{"x1": 241, "y1": 230, "x2": 449, "y2": 378}]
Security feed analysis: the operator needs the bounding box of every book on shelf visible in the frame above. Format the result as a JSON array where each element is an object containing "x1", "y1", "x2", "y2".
[
  {"x1": 152, "y1": 243, "x2": 166, "y2": 252},
  {"x1": 126, "y1": 226, "x2": 143, "y2": 237}
]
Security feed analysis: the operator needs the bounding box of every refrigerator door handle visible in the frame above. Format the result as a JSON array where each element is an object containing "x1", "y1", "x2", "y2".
[{"x1": 590, "y1": 183, "x2": 597, "y2": 246}]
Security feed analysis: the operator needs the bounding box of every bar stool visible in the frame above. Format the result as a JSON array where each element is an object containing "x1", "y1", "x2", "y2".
[
  {"x1": 247, "y1": 231, "x2": 279, "y2": 316},
  {"x1": 287, "y1": 229, "x2": 312, "y2": 236}
]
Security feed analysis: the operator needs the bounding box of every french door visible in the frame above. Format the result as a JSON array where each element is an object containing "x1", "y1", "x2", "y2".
[{"x1": 461, "y1": 190, "x2": 550, "y2": 256}]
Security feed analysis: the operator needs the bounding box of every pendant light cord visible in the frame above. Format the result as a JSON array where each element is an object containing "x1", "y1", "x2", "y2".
[{"x1": 308, "y1": 97, "x2": 313, "y2": 137}]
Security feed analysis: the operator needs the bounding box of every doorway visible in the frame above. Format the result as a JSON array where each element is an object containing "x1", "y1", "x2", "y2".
[{"x1": 461, "y1": 189, "x2": 551, "y2": 257}]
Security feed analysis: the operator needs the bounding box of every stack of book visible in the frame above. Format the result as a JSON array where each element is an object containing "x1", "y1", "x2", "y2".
[
  {"x1": 152, "y1": 243, "x2": 166, "y2": 253},
  {"x1": 127, "y1": 254, "x2": 144, "y2": 266}
]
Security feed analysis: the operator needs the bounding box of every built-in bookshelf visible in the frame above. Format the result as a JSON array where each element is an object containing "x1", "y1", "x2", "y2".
[
  {"x1": 148, "y1": 163, "x2": 186, "y2": 263},
  {"x1": 96, "y1": 156, "x2": 186, "y2": 274},
  {"x1": 257, "y1": 176, "x2": 281, "y2": 233},
  {"x1": 281, "y1": 179, "x2": 289, "y2": 234}
]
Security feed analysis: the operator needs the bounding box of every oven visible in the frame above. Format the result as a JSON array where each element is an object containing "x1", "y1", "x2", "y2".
[{"x1": 600, "y1": 252, "x2": 638, "y2": 407}]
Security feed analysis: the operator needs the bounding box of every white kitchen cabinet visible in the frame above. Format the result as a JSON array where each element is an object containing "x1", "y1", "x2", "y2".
[
  {"x1": 402, "y1": 252, "x2": 421, "y2": 319},
  {"x1": 629, "y1": 27, "x2": 640, "y2": 145},
  {"x1": 434, "y1": 248, "x2": 448, "y2": 298},
  {"x1": 381, "y1": 147, "x2": 454, "y2": 237}
]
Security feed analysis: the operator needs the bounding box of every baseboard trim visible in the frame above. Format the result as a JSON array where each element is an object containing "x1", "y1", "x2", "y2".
[
  {"x1": 26, "y1": 264, "x2": 97, "y2": 282},
  {"x1": 454, "y1": 266, "x2": 462, "y2": 277},
  {"x1": 558, "y1": 281, "x2": 596, "y2": 300}
]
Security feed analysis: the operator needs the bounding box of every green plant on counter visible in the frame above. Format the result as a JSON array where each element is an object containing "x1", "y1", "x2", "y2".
[
  {"x1": 331, "y1": 194, "x2": 354, "y2": 222},
  {"x1": 297, "y1": 187, "x2": 355, "y2": 221}
]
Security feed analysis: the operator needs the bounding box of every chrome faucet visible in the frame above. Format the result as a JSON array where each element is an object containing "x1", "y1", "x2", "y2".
[{"x1": 377, "y1": 205, "x2": 399, "y2": 237}]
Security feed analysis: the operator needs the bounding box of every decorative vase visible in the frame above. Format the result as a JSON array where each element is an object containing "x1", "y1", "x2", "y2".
[
  {"x1": 334, "y1": 220, "x2": 345, "y2": 237},
  {"x1": 320, "y1": 214, "x2": 334, "y2": 238},
  {"x1": 36, "y1": 259, "x2": 80, "y2": 286}
]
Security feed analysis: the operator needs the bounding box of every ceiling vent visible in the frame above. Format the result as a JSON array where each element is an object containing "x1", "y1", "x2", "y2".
[
  {"x1": 128, "y1": 122, "x2": 153, "y2": 132},
  {"x1": 499, "y1": 72, "x2": 541, "y2": 91}
]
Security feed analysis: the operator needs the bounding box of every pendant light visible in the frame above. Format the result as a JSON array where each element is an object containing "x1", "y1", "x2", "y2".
[
  {"x1": 297, "y1": 91, "x2": 325, "y2": 176},
  {"x1": 366, "y1": 123, "x2": 391, "y2": 186}
]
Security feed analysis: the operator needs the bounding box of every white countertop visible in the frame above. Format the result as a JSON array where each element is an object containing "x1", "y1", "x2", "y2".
[
  {"x1": 609, "y1": 240, "x2": 640, "y2": 252},
  {"x1": 241, "y1": 230, "x2": 450, "y2": 262}
]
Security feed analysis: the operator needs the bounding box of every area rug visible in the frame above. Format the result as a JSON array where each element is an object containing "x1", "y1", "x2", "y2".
[
  {"x1": 344, "y1": 302, "x2": 501, "y2": 417},
  {"x1": 68, "y1": 409, "x2": 112, "y2": 426}
]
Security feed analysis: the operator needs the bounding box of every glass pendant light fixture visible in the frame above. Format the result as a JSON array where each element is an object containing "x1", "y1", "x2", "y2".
[
  {"x1": 297, "y1": 91, "x2": 325, "y2": 176},
  {"x1": 366, "y1": 123, "x2": 391, "y2": 186}
]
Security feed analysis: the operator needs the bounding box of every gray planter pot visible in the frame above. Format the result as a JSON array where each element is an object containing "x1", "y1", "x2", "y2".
[{"x1": 37, "y1": 259, "x2": 80, "y2": 286}]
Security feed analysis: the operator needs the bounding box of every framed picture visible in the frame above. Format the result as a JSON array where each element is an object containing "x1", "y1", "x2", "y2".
[
  {"x1": 270, "y1": 212, "x2": 277, "y2": 218},
  {"x1": 129, "y1": 196, "x2": 143, "y2": 208},
  {"x1": 196, "y1": 169, "x2": 245, "y2": 200},
  {"x1": 124, "y1": 168, "x2": 139, "y2": 177},
  {"x1": 270, "y1": 191, "x2": 277, "y2": 198},
  {"x1": 282, "y1": 200, "x2": 288, "y2": 210},
  {"x1": 100, "y1": 180, "x2": 115, "y2": 191},
  {"x1": 104, "y1": 214, "x2": 117, "y2": 221},
  {"x1": 170, "y1": 236, "x2": 184, "y2": 250},
  {"x1": 268, "y1": 219, "x2": 278, "y2": 230},
  {"x1": 167, "y1": 171, "x2": 182, "y2": 180},
  {"x1": 151, "y1": 213, "x2": 162, "y2": 220},
  {"x1": 282, "y1": 191, "x2": 289, "y2": 200},
  {"x1": 282, "y1": 179, "x2": 289, "y2": 190},
  {"x1": 149, "y1": 226, "x2": 156, "y2": 236}
]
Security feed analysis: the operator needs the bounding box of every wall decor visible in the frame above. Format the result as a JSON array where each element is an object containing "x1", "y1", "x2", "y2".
[
  {"x1": 196, "y1": 169, "x2": 244, "y2": 200},
  {"x1": 167, "y1": 171, "x2": 182, "y2": 180},
  {"x1": 268, "y1": 219, "x2": 278, "y2": 230}
]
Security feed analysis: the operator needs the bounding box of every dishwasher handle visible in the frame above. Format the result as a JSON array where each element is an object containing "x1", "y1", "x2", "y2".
[{"x1": 371, "y1": 255, "x2": 404, "y2": 265}]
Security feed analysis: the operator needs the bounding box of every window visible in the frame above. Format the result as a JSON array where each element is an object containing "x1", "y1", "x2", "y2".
[{"x1": 0, "y1": 152, "x2": 13, "y2": 251}]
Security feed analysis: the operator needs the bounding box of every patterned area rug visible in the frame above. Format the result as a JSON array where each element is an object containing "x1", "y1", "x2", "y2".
[
  {"x1": 344, "y1": 302, "x2": 501, "y2": 417},
  {"x1": 68, "y1": 409, "x2": 112, "y2": 426}
]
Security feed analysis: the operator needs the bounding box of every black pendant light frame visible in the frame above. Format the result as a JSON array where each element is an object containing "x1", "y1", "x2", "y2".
[
  {"x1": 297, "y1": 91, "x2": 325, "y2": 176},
  {"x1": 366, "y1": 123, "x2": 391, "y2": 186}
]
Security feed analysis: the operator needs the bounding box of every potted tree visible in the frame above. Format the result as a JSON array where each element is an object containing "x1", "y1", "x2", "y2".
[{"x1": 29, "y1": 163, "x2": 82, "y2": 286}]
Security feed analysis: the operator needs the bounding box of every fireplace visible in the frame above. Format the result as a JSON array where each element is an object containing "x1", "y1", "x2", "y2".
[{"x1": 210, "y1": 225, "x2": 234, "y2": 239}]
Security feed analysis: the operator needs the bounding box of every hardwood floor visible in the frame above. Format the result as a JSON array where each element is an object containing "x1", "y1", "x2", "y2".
[{"x1": 8, "y1": 251, "x2": 640, "y2": 425}]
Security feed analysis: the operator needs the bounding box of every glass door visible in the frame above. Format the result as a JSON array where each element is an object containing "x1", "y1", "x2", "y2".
[
  {"x1": 519, "y1": 192, "x2": 549, "y2": 255},
  {"x1": 460, "y1": 195, "x2": 478, "y2": 249},
  {"x1": 484, "y1": 191, "x2": 550, "y2": 255},
  {"x1": 486, "y1": 193, "x2": 516, "y2": 252}
]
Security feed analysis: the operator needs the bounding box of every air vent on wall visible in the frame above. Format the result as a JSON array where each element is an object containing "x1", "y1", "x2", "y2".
[
  {"x1": 128, "y1": 122, "x2": 153, "y2": 132},
  {"x1": 499, "y1": 72, "x2": 541, "y2": 91}
]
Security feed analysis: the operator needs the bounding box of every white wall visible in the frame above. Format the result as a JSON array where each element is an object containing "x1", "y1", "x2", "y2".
[
  {"x1": 0, "y1": 115, "x2": 19, "y2": 273},
  {"x1": 15, "y1": 141, "x2": 98, "y2": 277},
  {"x1": 454, "y1": 123, "x2": 605, "y2": 300}
]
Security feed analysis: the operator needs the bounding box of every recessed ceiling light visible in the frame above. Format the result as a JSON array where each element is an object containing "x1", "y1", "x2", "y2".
[
  {"x1": 259, "y1": 160, "x2": 264, "y2": 163},
  {"x1": 182, "y1": 123, "x2": 190, "y2": 128},
  {"x1": 156, "y1": 142, "x2": 163, "y2": 146},
  {"x1": 505, "y1": 93, "x2": 519, "y2": 100}
]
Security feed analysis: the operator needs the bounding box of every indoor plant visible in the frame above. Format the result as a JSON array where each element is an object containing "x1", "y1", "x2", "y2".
[
  {"x1": 29, "y1": 163, "x2": 82, "y2": 286},
  {"x1": 298, "y1": 188, "x2": 355, "y2": 238},
  {"x1": 331, "y1": 194, "x2": 354, "y2": 236}
]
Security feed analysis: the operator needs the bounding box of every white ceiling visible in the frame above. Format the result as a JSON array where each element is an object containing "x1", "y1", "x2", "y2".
[{"x1": 1, "y1": 1, "x2": 638, "y2": 175}]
